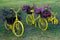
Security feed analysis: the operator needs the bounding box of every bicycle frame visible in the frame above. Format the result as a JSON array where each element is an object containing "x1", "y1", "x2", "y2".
[{"x1": 26, "y1": 13, "x2": 44, "y2": 27}]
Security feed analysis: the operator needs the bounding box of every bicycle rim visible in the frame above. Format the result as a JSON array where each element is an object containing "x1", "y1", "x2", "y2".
[
  {"x1": 38, "y1": 18, "x2": 48, "y2": 30},
  {"x1": 52, "y1": 18, "x2": 58, "y2": 25},
  {"x1": 26, "y1": 15, "x2": 32, "y2": 25},
  {"x1": 4, "y1": 20, "x2": 10, "y2": 30},
  {"x1": 12, "y1": 21, "x2": 24, "y2": 37}
]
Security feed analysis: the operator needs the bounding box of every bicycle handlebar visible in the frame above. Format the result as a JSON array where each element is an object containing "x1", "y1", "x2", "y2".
[
  {"x1": 10, "y1": 8, "x2": 21, "y2": 18},
  {"x1": 10, "y1": 8, "x2": 20, "y2": 14}
]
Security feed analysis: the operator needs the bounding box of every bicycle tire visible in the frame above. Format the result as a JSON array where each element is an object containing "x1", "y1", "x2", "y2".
[
  {"x1": 12, "y1": 21, "x2": 24, "y2": 37},
  {"x1": 4, "y1": 20, "x2": 10, "y2": 30},
  {"x1": 26, "y1": 15, "x2": 32, "y2": 25},
  {"x1": 52, "y1": 18, "x2": 58, "y2": 25},
  {"x1": 38, "y1": 18, "x2": 48, "y2": 30}
]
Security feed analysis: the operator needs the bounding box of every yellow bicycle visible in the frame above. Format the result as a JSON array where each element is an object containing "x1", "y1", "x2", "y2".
[
  {"x1": 26, "y1": 10, "x2": 48, "y2": 30},
  {"x1": 4, "y1": 8, "x2": 24, "y2": 37},
  {"x1": 48, "y1": 12, "x2": 58, "y2": 25}
]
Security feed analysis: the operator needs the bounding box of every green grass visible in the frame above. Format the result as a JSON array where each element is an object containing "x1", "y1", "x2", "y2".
[{"x1": 0, "y1": 0, "x2": 60, "y2": 40}]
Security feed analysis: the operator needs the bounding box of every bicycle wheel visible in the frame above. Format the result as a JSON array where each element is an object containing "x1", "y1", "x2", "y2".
[
  {"x1": 12, "y1": 21, "x2": 24, "y2": 37},
  {"x1": 52, "y1": 18, "x2": 58, "y2": 25},
  {"x1": 4, "y1": 20, "x2": 10, "y2": 30},
  {"x1": 26, "y1": 15, "x2": 32, "y2": 25},
  {"x1": 38, "y1": 18, "x2": 48, "y2": 30},
  {"x1": 48, "y1": 17, "x2": 53, "y2": 22}
]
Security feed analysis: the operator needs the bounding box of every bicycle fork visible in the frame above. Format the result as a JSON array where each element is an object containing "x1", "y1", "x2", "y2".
[{"x1": 31, "y1": 14, "x2": 40, "y2": 27}]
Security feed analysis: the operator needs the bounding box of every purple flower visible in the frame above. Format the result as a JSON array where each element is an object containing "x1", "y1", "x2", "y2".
[
  {"x1": 34, "y1": 8, "x2": 44, "y2": 13},
  {"x1": 22, "y1": 5, "x2": 31, "y2": 10},
  {"x1": 3, "y1": 12, "x2": 7, "y2": 16},
  {"x1": 38, "y1": 8, "x2": 44, "y2": 12},
  {"x1": 43, "y1": 12, "x2": 51, "y2": 17}
]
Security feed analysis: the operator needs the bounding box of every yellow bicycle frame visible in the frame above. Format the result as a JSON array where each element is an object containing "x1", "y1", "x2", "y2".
[{"x1": 26, "y1": 13, "x2": 40, "y2": 27}]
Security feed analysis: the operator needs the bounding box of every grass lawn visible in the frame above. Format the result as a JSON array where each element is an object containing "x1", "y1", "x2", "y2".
[{"x1": 0, "y1": 0, "x2": 60, "y2": 40}]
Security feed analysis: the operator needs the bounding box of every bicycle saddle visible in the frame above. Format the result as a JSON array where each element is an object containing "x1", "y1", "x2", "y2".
[{"x1": 26, "y1": 9, "x2": 33, "y2": 14}]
